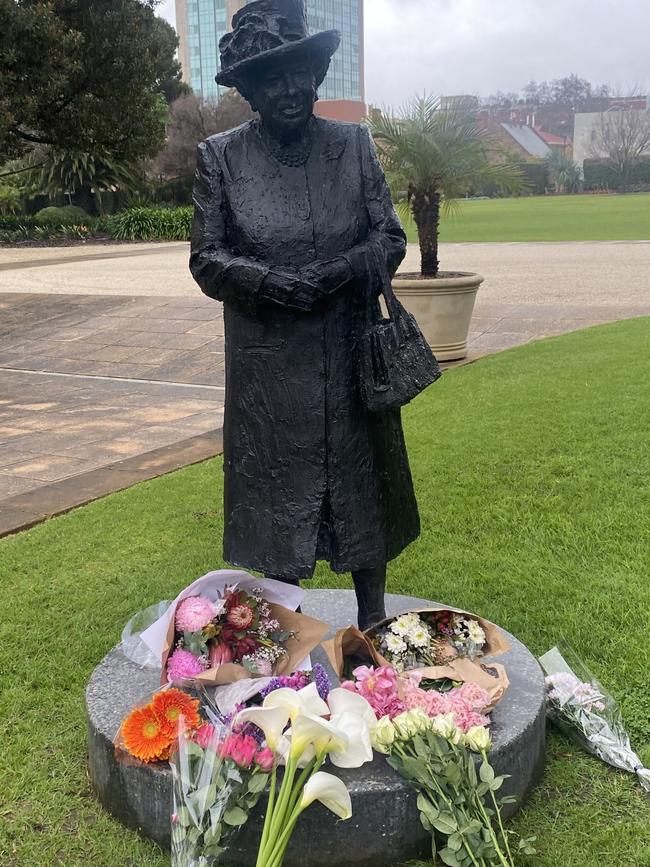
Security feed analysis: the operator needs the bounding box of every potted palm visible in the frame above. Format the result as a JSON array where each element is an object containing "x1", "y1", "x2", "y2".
[{"x1": 371, "y1": 96, "x2": 526, "y2": 360}]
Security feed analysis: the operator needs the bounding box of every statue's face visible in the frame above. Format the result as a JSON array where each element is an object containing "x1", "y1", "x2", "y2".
[{"x1": 250, "y1": 57, "x2": 317, "y2": 139}]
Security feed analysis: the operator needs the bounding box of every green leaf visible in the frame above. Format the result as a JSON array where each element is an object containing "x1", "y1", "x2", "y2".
[
  {"x1": 479, "y1": 760, "x2": 495, "y2": 785},
  {"x1": 432, "y1": 813, "x2": 458, "y2": 835},
  {"x1": 447, "y1": 832, "x2": 462, "y2": 851},
  {"x1": 417, "y1": 793, "x2": 439, "y2": 823},
  {"x1": 223, "y1": 806, "x2": 249, "y2": 827},
  {"x1": 439, "y1": 847, "x2": 462, "y2": 866},
  {"x1": 247, "y1": 772, "x2": 269, "y2": 794}
]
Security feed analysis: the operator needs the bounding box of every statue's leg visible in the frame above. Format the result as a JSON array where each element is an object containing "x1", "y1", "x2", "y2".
[{"x1": 352, "y1": 564, "x2": 387, "y2": 631}]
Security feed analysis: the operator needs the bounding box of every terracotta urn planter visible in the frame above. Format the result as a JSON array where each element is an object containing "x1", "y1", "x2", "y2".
[{"x1": 392, "y1": 271, "x2": 485, "y2": 361}]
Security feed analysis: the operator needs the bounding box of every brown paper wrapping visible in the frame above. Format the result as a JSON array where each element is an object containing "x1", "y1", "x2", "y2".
[
  {"x1": 323, "y1": 607, "x2": 511, "y2": 712},
  {"x1": 161, "y1": 602, "x2": 330, "y2": 687}
]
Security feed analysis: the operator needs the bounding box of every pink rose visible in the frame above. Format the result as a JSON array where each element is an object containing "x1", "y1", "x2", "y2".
[
  {"x1": 219, "y1": 733, "x2": 258, "y2": 769},
  {"x1": 194, "y1": 724, "x2": 217, "y2": 749},
  {"x1": 255, "y1": 747, "x2": 275, "y2": 772}
]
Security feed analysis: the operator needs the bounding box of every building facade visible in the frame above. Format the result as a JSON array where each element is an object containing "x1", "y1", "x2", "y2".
[{"x1": 175, "y1": 0, "x2": 365, "y2": 120}]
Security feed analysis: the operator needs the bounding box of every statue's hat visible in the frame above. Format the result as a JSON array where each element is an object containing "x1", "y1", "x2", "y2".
[{"x1": 216, "y1": 0, "x2": 340, "y2": 89}]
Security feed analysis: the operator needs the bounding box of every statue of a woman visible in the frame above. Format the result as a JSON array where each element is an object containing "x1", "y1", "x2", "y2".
[{"x1": 190, "y1": 0, "x2": 420, "y2": 629}]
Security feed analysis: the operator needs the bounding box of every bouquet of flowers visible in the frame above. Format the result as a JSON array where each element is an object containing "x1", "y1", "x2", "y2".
[
  {"x1": 540, "y1": 646, "x2": 650, "y2": 793},
  {"x1": 324, "y1": 608, "x2": 511, "y2": 713},
  {"x1": 171, "y1": 718, "x2": 273, "y2": 867},
  {"x1": 372, "y1": 610, "x2": 496, "y2": 670},
  {"x1": 373, "y1": 711, "x2": 536, "y2": 866},
  {"x1": 137, "y1": 571, "x2": 329, "y2": 687},
  {"x1": 167, "y1": 585, "x2": 297, "y2": 681}
]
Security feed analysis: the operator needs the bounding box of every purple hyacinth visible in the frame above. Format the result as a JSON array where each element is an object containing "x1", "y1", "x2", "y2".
[{"x1": 258, "y1": 664, "x2": 331, "y2": 702}]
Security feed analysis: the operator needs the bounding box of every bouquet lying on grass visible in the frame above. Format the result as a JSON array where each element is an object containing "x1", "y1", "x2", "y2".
[
  {"x1": 135, "y1": 571, "x2": 329, "y2": 686},
  {"x1": 540, "y1": 645, "x2": 650, "y2": 793}
]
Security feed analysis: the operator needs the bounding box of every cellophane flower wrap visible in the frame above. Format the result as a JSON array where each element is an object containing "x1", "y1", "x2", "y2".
[
  {"x1": 540, "y1": 645, "x2": 650, "y2": 793},
  {"x1": 171, "y1": 717, "x2": 273, "y2": 867}
]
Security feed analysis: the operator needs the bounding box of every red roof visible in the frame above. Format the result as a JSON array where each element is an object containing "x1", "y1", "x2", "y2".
[{"x1": 534, "y1": 126, "x2": 566, "y2": 145}]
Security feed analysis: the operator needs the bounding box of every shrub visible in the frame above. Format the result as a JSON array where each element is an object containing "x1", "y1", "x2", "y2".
[
  {"x1": 0, "y1": 215, "x2": 38, "y2": 232},
  {"x1": 34, "y1": 205, "x2": 91, "y2": 225},
  {"x1": 583, "y1": 157, "x2": 650, "y2": 191},
  {"x1": 106, "y1": 206, "x2": 193, "y2": 241}
]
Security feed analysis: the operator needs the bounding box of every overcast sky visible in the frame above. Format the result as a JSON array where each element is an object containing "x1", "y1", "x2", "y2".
[{"x1": 159, "y1": 0, "x2": 650, "y2": 104}]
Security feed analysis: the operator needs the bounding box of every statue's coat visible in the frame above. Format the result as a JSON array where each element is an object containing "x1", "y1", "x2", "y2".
[{"x1": 190, "y1": 117, "x2": 419, "y2": 579}]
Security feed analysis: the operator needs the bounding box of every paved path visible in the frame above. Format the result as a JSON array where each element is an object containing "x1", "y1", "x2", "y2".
[{"x1": 1, "y1": 241, "x2": 649, "y2": 537}]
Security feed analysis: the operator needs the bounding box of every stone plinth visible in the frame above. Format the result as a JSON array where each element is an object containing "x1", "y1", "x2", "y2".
[{"x1": 87, "y1": 591, "x2": 545, "y2": 867}]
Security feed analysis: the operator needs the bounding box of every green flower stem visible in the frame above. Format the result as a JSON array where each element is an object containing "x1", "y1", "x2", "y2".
[
  {"x1": 481, "y1": 750, "x2": 514, "y2": 865},
  {"x1": 257, "y1": 755, "x2": 297, "y2": 867},
  {"x1": 258, "y1": 764, "x2": 277, "y2": 857},
  {"x1": 264, "y1": 799, "x2": 305, "y2": 867},
  {"x1": 286, "y1": 754, "x2": 323, "y2": 817},
  {"x1": 472, "y1": 791, "x2": 512, "y2": 867}
]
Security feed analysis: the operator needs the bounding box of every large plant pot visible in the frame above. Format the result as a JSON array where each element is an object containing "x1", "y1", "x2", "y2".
[{"x1": 393, "y1": 271, "x2": 484, "y2": 361}]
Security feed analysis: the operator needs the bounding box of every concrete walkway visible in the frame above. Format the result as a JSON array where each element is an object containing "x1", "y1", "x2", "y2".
[{"x1": 1, "y1": 241, "x2": 649, "y2": 537}]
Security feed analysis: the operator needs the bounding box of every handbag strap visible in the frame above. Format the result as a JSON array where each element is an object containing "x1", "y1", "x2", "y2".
[{"x1": 364, "y1": 241, "x2": 400, "y2": 324}]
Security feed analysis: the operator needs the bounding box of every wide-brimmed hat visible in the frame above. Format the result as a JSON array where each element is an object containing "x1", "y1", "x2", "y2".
[{"x1": 216, "y1": 0, "x2": 340, "y2": 89}]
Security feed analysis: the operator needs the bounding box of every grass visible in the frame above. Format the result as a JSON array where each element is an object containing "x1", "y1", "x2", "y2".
[
  {"x1": 402, "y1": 191, "x2": 650, "y2": 244},
  {"x1": 2, "y1": 318, "x2": 650, "y2": 866}
]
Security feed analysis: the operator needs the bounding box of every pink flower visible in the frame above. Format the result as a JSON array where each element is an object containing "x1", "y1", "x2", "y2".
[
  {"x1": 446, "y1": 695, "x2": 489, "y2": 732},
  {"x1": 255, "y1": 747, "x2": 275, "y2": 772},
  {"x1": 343, "y1": 665, "x2": 405, "y2": 719},
  {"x1": 194, "y1": 724, "x2": 217, "y2": 749},
  {"x1": 219, "y1": 733, "x2": 258, "y2": 769},
  {"x1": 175, "y1": 596, "x2": 216, "y2": 632},
  {"x1": 209, "y1": 642, "x2": 234, "y2": 667},
  {"x1": 451, "y1": 682, "x2": 490, "y2": 713},
  {"x1": 167, "y1": 648, "x2": 207, "y2": 682},
  {"x1": 227, "y1": 603, "x2": 255, "y2": 629}
]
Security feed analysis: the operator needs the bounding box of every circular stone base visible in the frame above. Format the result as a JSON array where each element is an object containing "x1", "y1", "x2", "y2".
[{"x1": 87, "y1": 591, "x2": 545, "y2": 867}]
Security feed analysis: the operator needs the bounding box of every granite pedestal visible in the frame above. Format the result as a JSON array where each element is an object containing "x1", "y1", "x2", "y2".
[{"x1": 87, "y1": 591, "x2": 545, "y2": 866}]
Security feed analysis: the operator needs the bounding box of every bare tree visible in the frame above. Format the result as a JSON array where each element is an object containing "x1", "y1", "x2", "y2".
[
  {"x1": 152, "y1": 92, "x2": 254, "y2": 180},
  {"x1": 589, "y1": 108, "x2": 650, "y2": 191}
]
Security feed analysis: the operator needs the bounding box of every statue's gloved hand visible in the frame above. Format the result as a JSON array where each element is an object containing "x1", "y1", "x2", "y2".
[
  {"x1": 300, "y1": 258, "x2": 354, "y2": 295},
  {"x1": 259, "y1": 268, "x2": 326, "y2": 312}
]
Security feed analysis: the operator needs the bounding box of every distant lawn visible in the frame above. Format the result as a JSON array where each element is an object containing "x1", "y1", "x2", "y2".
[
  {"x1": 2, "y1": 319, "x2": 650, "y2": 866},
  {"x1": 403, "y1": 192, "x2": 650, "y2": 243}
]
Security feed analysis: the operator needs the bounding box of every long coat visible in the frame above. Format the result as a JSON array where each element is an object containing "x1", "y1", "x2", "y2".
[{"x1": 190, "y1": 117, "x2": 420, "y2": 579}]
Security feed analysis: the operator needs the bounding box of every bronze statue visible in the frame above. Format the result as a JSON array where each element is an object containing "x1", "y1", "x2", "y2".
[{"x1": 190, "y1": 0, "x2": 420, "y2": 629}]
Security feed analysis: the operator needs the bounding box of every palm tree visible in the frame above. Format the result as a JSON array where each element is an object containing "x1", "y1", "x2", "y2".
[
  {"x1": 546, "y1": 150, "x2": 583, "y2": 194},
  {"x1": 370, "y1": 95, "x2": 526, "y2": 277}
]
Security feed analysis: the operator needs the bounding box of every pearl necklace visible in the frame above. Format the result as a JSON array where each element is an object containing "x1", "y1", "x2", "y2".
[{"x1": 258, "y1": 120, "x2": 314, "y2": 168}]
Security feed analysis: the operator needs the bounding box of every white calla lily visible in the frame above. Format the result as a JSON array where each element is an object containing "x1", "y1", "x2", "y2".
[
  {"x1": 300, "y1": 772, "x2": 353, "y2": 820},
  {"x1": 277, "y1": 732, "x2": 316, "y2": 768},
  {"x1": 297, "y1": 682, "x2": 330, "y2": 717},
  {"x1": 233, "y1": 705, "x2": 289, "y2": 751},
  {"x1": 262, "y1": 682, "x2": 329, "y2": 722},
  {"x1": 290, "y1": 713, "x2": 349, "y2": 758},
  {"x1": 328, "y1": 710, "x2": 374, "y2": 768},
  {"x1": 327, "y1": 688, "x2": 378, "y2": 730}
]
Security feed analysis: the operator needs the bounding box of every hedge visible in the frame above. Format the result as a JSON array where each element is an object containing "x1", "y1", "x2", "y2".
[{"x1": 583, "y1": 157, "x2": 650, "y2": 190}]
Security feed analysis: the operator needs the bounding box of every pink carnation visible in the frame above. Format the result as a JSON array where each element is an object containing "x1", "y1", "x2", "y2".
[
  {"x1": 175, "y1": 596, "x2": 216, "y2": 632},
  {"x1": 446, "y1": 695, "x2": 490, "y2": 732},
  {"x1": 167, "y1": 648, "x2": 207, "y2": 682},
  {"x1": 450, "y1": 682, "x2": 490, "y2": 713}
]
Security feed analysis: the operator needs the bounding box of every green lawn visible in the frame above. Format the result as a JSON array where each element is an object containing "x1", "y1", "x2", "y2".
[
  {"x1": 403, "y1": 192, "x2": 650, "y2": 243},
  {"x1": 2, "y1": 319, "x2": 650, "y2": 867}
]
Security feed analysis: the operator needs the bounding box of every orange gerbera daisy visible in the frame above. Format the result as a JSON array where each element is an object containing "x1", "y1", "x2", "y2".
[
  {"x1": 121, "y1": 705, "x2": 171, "y2": 763},
  {"x1": 152, "y1": 688, "x2": 201, "y2": 739}
]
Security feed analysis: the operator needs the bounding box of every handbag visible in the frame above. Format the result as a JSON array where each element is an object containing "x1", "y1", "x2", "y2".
[{"x1": 358, "y1": 250, "x2": 442, "y2": 413}]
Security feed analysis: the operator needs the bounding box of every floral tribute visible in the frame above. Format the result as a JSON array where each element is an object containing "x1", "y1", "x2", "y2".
[
  {"x1": 171, "y1": 720, "x2": 274, "y2": 867},
  {"x1": 166, "y1": 586, "x2": 296, "y2": 681},
  {"x1": 371, "y1": 610, "x2": 487, "y2": 671},
  {"x1": 342, "y1": 665, "x2": 491, "y2": 733},
  {"x1": 540, "y1": 645, "x2": 650, "y2": 793},
  {"x1": 119, "y1": 688, "x2": 201, "y2": 763},
  {"x1": 258, "y1": 662, "x2": 331, "y2": 702}
]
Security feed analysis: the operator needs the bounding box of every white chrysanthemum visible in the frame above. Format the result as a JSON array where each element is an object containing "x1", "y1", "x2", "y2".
[
  {"x1": 384, "y1": 633, "x2": 407, "y2": 654},
  {"x1": 406, "y1": 625, "x2": 430, "y2": 648},
  {"x1": 467, "y1": 619, "x2": 486, "y2": 645},
  {"x1": 390, "y1": 613, "x2": 420, "y2": 637}
]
